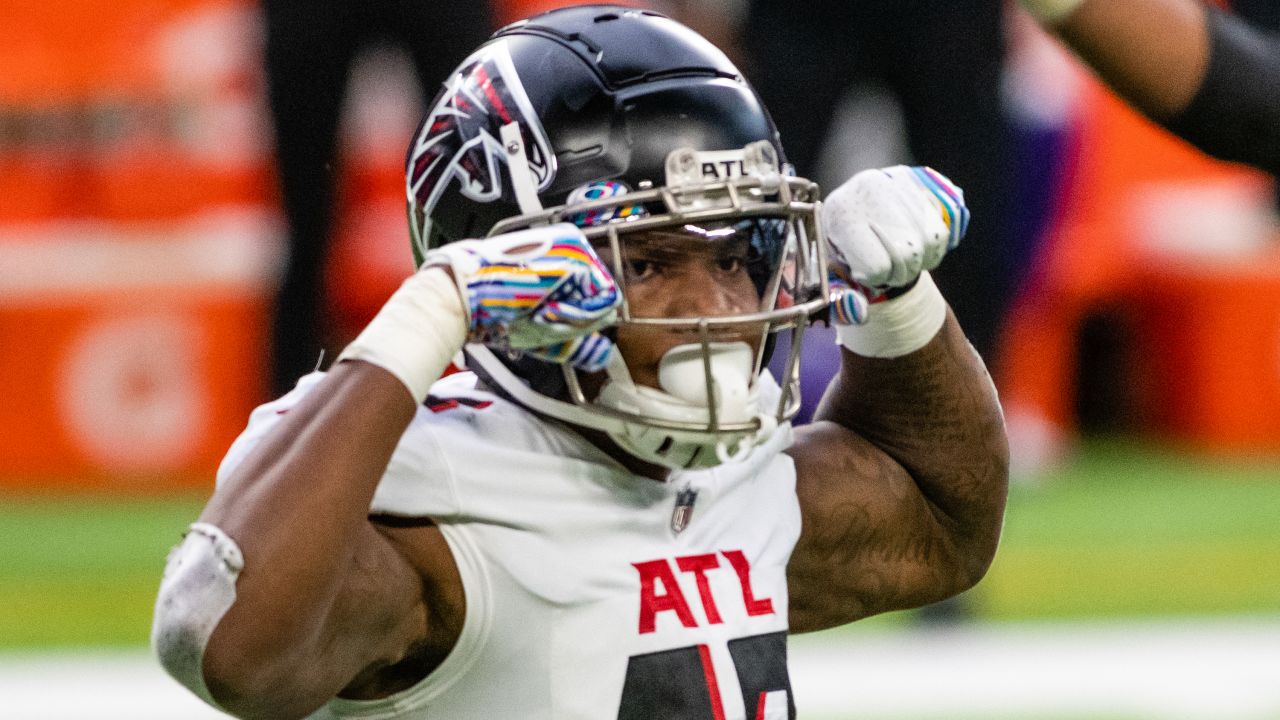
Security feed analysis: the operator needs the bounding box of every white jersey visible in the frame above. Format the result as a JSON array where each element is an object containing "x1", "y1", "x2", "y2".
[{"x1": 217, "y1": 371, "x2": 802, "y2": 720}]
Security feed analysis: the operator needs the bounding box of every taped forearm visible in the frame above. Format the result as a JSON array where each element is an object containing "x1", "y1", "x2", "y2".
[
  {"x1": 836, "y1": 272, "x2": 947, "y2": 359},
  {"x1": 337, "y1": 267, "x2": 468, "y2": 404},
  {"x1": 1164, "y1": 7, "x2": 1280, "y2": 175}
]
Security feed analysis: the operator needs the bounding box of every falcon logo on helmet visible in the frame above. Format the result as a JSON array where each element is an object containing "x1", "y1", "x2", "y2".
[{"x1": 407, "y1": 41, "x2": 555, "y2": 255}]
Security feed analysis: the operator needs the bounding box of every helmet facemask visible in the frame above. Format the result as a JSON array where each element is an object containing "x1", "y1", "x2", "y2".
[{"x1": 465, "y1": 141, "x2": 830, "y2": 470}]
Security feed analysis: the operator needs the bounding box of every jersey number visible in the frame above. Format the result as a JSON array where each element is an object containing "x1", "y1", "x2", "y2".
[{"x1": 616, "y1": 631, "x2": 794, "y2": 720}]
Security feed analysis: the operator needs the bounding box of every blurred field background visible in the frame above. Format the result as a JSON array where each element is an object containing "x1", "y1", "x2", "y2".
[
  {"x1": 4, "y1": 439, "x2": 1280, "y2": 650},
  {"x1": 2, "y1": 0, "x2": 1279, "y2": 718},
  {"x1": 4, "y1": 439, "x2": 1280, "y2": 718}
]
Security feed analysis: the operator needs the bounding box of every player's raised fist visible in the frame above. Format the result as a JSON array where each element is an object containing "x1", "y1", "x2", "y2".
[
  {"x1": 821, "y1": 165, "x2": 969, "y2": 293},
  {"x1": 424, "y1": 224, "x2": 621, "y2": 371}
]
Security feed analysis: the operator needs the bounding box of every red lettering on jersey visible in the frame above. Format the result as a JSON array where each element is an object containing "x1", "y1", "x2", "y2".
[
  {"x1": 722, "y1": 550, "x2": 775, "y2": 617},
  {"x1": 633, "y1": 559, "x2": 698, "y2": 634},
  {"x1": 676, "y1": 554, "x2": 724, "y2": 625}
]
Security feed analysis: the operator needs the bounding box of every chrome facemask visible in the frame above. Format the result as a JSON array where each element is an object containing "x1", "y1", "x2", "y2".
[{"x1": 465, "y1": 139, "x2": 829, "y2": 470}]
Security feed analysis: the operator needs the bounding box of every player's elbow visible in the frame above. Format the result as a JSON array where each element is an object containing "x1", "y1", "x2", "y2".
[
  {"x1": 953, "y1": 461, "x2": 1009, "y2": 593},
  {"x1": 200, "y1": 636, "x2": 327, "y2": 720},
  {"x1": 151, "y1": 524, "x2": 326, "y2": 719},
  {"x1": 914, "y1": 513, "x2": 1003, "y2": 610},
  {"x1": 955, "y1": 529, "x2": 1000, "y2": 595},
  {"x1": 153, "y1": 586, "x2": 319, "y2": 720}
]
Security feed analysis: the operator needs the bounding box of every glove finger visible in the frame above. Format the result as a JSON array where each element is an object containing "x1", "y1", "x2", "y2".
[
  {"x1": 919, "y1": 220, "x2": 949, "y2": 272},
  {"x1": 834, "y1": 222, "x2": 894, "y2": 289},
  {"x1": 869, "y1": 221, "x2": 923, "y2": 289},
  {"x1": 539, "y1": 294, "x2": 619, "y2": 327},
  {"x1": 539, "y1": 262, "x2": 621, "y2": 322},
  {"x1": 911, "y1": 166, "x2": 969, "y2": 250},
  {"x1": 882, "y1": 169, "x2": 948, "y2": 274},
  {"x1": 539, "y1": 227, "x2": 617, "y2": 286},
  {"x1": 506, "y1": 306, "x2": 617, "y2": 349}
]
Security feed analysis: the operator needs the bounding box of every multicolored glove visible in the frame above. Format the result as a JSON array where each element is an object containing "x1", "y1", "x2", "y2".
[
  {"x1": 821, "y1": 165, "x2": 968, "y2": 295},
  {"x1": 424, "y1": 223, "x2": 621, "y2": 371}
]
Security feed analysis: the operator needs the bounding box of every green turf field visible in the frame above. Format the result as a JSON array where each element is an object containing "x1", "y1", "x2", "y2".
[{"x1": 2, "y1": 437, "x2": 1279, "y2": 648}]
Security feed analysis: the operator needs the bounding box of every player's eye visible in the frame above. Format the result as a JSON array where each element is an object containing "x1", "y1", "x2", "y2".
[
  {"x1": 628, "y1": 259, "x2": 659, "y2": 281},
  {"x1": 716, "y1": 256, "x2": 746, "y2": 274}
]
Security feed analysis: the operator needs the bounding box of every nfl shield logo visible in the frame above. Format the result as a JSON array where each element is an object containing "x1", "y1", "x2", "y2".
[{"x1": 671, "y1": 488, "x2": 698, "y2": 534}]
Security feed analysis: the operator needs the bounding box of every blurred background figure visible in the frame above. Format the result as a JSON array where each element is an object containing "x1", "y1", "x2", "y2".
[
  {"x1": 1018, "y1": 0, "x2": 1280, "y2": 175},
  {"x1": 262, "y1": 0, "x2": 491, "y2": 397},
  {"x1": 735, "y1": 0, "x2": 1017, "y2": 379}
]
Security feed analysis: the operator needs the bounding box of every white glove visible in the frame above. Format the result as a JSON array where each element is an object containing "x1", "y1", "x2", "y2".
[
  {"x1": 822, "y1": 165, "x2": 968, "y2": 358},
  {"x1": 822, "y1": 165, "x2": 968, "y2": 294}
]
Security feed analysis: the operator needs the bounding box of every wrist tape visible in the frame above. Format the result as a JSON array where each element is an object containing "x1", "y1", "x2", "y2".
[
  {"x1": 1019, "y1": 0, "x2": 1087, "y2": 24},
  {"x1": 337, "y1": 267, "x2": 467, "y2": 404},
  {"x1": 837, "y1": 271, "x2": 947, "y2": 358}
]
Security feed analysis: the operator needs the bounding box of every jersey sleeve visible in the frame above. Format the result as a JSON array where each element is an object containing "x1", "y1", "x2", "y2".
[
  {"x1": 1164, "y1": 7, "x2": 1280, "y2": 175},
  {"x1": 214, "y1": 371, "x2": 462, "y2": 518},
  {"x1": 214, "y1": 373, "x2": 325, "y2": 489}
]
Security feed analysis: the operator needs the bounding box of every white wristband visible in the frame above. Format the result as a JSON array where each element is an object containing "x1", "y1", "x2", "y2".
[
  {"x1": 836, "y1": 271, "x2": 947, "y2": 358},
  {"x1": 1019, "y1": 0, "x2": 1088, "y2": 24},
  {"x1": 337, "y1": 267, "x2": 467, "y2": 404}
]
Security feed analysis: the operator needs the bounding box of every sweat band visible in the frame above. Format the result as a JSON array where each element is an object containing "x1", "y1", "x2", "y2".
[
  {"x1": 337, "y1": 267, "x2": 468, "y2": 404},
  {"x1": 836, "y1": 271, "x2": 947, "y2": 358}
]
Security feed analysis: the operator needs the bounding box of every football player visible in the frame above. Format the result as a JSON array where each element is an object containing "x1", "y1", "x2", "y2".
[
  {"x1": 152, "y1": 7, "x2": 1008, "y2": 719},
  {"x1": 1019, "y1": 0, "x2": 1280, "y2": 175}
]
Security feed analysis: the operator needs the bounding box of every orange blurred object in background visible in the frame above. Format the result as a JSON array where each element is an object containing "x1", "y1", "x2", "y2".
[
  {"x1": 999, "y1": 74, "x2": 1280, "y2": 455},
  {"x1": 0, "y1": 0, "x2": 276, "y2": 488}
]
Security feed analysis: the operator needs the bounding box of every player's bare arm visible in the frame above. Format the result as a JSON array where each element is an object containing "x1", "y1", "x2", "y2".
[
  {"x1": 788, "y1": 314, "x2": 1007, "y2": 631},
  {"x1": 785, "y1": 166, "x2": 1009, "y2": 632},
  {"x1": 193, "y1": 362, "x2": 458, "y2": 718},
  {"x1": 1045, "y1": 0, "x2": 1210, "y2": 120},
  {"x1": 153, "y1": 226, "x2": 621, "y2": 719},
  {"x1": 1023, "y1": 0, "x2": 1280, "y2": 175}
]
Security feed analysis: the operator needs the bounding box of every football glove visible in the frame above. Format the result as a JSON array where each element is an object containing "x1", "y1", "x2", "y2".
[
  {"x1": 424, "y1": 223, "x2": 621, "y2": 371},
  {"x1": 821, "y1": 165, "x2": 968, "y2": 295}
]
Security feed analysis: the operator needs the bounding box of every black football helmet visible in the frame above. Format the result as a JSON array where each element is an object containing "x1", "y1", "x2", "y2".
[{"x1": 405, "y1": 5, "x2": 830, "y2": 469}]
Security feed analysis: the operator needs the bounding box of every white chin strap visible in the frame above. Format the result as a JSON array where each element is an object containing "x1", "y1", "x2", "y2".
[{"x1": 597, "y1": 342, "x2": 777, "y2": 470}]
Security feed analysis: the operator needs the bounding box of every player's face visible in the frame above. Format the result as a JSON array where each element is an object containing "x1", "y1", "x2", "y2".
[{"x1": 600, "y1": 222, "x2": 768, "y2": 389}]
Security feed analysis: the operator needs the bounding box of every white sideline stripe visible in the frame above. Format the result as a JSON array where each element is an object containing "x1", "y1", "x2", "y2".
[
  {"x1": 0, "y1": 211, "x2": 283, "y2": 300},
  {"x1": 1, "y1": 619, "x2": 1278, "y2": 719},
  {"x1": 790, "y1": 617, "x2": 1280, "y2": 720},
  {"x1": 0, "y1": 650, "x2": 232, "y2": 719}
]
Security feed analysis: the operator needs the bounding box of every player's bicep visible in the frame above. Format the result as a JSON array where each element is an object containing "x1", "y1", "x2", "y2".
[{"x1": 785, "y1": 421, "x2": 967, "y2": 633}]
